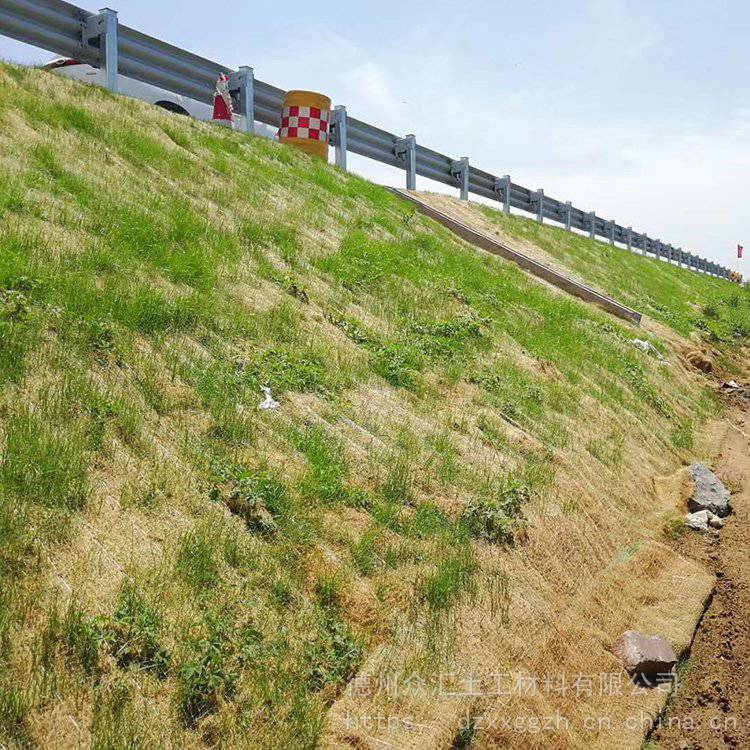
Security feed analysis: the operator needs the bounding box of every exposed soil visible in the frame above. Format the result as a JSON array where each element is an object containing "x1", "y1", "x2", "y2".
[
  {"x1": 650, "y1": 403, "x2": 750, "y2": 749},
  {"x1": 720, "y1": 381, "x2": 750, "y2": 410}
]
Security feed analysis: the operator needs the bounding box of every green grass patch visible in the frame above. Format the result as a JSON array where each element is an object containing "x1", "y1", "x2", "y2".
[{"x1": 479, "y1": 203, "x2": 750, "y2": 343}]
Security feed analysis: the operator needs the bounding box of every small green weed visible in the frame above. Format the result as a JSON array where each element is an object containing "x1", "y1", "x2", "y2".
[
  {"x1": 211, "y1": 464, "x2": 287, "y2": 536},
  {"x1": 178, "y1": 614, "x2": 238, "y2": 727},
  {"x1": 462, "y1": 475, "x2": 531, "y2": 545},
  {"x1": 103, "y1": 585, "x2": 170, "y2": 677},
  {"x1": 304, "y1": 610, "x2": 362, "y2": 693},
  {"x1": 663, "y1": 517, "x2": 688, "y2": 541}
]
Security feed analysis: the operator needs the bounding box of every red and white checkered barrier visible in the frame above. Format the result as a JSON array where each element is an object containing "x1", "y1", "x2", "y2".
[{"x1": 278, "y1": 106, "x2": 329, "y2": 142}]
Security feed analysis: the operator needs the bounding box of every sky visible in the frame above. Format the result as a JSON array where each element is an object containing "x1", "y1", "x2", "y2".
[{"x1": 2, "y1": 0, "x2": 749, "y2": 267}]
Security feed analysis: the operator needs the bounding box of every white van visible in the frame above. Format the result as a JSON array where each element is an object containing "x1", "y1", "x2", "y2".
[{"x1": 44, "y1": 57, "x2": 276, "y2": 138}]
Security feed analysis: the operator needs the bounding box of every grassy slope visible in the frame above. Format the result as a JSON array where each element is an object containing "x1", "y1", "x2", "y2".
[
  {"x1": 477, "y1": 202, "x2": 750, "y2": 342},
  {"x1": 0, "y1": 63, "x2": 747, "y2": 749}
]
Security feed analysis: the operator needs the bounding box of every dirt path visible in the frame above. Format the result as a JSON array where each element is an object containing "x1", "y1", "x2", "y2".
[{"x1": 650, "y1": 407, "x2": 750, "y2": 749}]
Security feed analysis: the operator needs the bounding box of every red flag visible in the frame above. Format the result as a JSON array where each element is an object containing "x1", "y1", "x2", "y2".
[
  {"x1": 739, "y1": 244, "x2": 744, "y2": 259},
  {"x1": 212, "y1": 73, "x2": 234, "y2": 127}
]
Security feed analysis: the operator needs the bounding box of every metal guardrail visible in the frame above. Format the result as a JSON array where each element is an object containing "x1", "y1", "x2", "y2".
[{"x1": 0, "y1": 0, "x2": 731, "y2": 280}]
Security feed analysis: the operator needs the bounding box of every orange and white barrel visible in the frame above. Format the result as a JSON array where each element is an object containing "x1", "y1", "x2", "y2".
[{"x1": 278, "y1": 90, "x2": 331, "y2": 159}]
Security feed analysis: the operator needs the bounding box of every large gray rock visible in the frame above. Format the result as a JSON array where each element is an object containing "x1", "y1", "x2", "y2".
[
  {"x1": 615, "y1": 631, "x2": 677, "y2": 678},
  {"x1": 688, "y1": 464, "x2": 731, "y2": 518}
]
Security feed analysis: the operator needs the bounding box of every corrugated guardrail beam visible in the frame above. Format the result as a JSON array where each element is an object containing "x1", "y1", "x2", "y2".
[{"x1": 0, "y1": 0, "x2": 733, "y2": 281}]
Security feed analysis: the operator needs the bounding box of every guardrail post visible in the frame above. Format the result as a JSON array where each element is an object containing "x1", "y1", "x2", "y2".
[
  {"x1": 535, "y1": 189, "x2": 544, "y2": 223},
  {"x1": 395, "y1": 134, "x2": 416, "y2": 190},
  {"x1": 626, "y1": 227, "x2": 632, "y2": 251},
  {"x1": 85, "y1": 8, "x2": 119, "y2": 92},
  {"x1": 493, "y1": 175, "x2": 511, "y2": 215},
  {"x1": 230, "y1": 66, "x2": 254, "y2": 135},
  {"x1": 565, "y1": 201, "x2": 572, "y2": 231},
  {"x1": 609, "y1": 221, "x2": 615, "y2": 246},
  {"x1": 588, "y1": 211, "x2": 596, "y2": 239},
  {"x1": 451, "y1": 158, "x2": 469, "y2": 200},
  {"x1": 332, "y1": 105, "x2": 348, "y2": 171},
  {"x1": 405, "y1": 135, "x2": 416, "y2": 190}
]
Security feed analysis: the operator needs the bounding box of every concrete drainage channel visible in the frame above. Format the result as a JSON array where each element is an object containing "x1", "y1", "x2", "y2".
[{"x1": 387, "y1": 188, "x2": 643, "y2": 325}]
